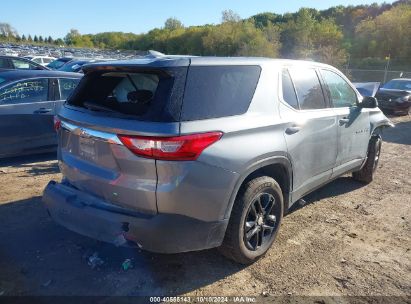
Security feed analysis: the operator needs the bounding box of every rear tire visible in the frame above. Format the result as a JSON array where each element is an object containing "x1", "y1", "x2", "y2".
[
  {"x1": 352, "y1": 136, "x2": 382, "y2": 184},
  {"x1": 219, "y1": 176, "x2": 283, "y2": 264}
]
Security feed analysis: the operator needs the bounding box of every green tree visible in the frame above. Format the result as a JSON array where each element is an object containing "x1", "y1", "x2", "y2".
[
  {"x1": 164, "y1": 17, "x2": 184, "y2": 30},
  {"x1": 221, "y1": 9, "x2": 241, "y2": 23},
  {"x1": 354, "y1": 4, "x2": 411, "y2": 61},
  {"x1": 33, "y1": 35, "x2": 38, "y2": 42},
  {"x1": 64, "y1": 29, "x2": 81, "y2": 45},
  {"x1": 0, "y1": 23, "x2": 17, "y2": 40},
  {"x1": 54, "y1": 38, "x2": 64, "y2": 45}
]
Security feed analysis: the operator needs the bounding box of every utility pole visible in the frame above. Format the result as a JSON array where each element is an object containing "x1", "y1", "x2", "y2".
[
  {"x1": 383, "y1": 54, "x2": 391, "y2": 84},
  {"x1": 345, "y1": 54, "x2": 350, "y2": 76}
]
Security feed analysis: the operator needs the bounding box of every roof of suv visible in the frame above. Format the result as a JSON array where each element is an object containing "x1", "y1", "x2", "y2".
[{"x1": 82, "y1": 56, "x2": 332, "y2": 73}]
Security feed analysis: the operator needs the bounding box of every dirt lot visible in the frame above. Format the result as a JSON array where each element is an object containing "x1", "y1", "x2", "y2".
[{"x1": 0, "y1": 115, "x2": 410, "y2": 300}]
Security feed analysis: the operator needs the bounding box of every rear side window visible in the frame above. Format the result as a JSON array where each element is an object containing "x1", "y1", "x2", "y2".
[
  {"x1": 59, "y1": 78, "x2": 80, "y2": 100},
  {"x1": 289, "y1": 68, "x2": 326, "y2": 110},
  {"x1": 181, "y1": 65, "x2": 261, "y2": 121},
  {"x1": 67, "y1": 67, "x2": 187, "y2": 122},
  {"x1": 0, "y1": 79, "x2": 49, "y2": 105},
  {"x1": 281, "y1": 69, "x2": 299, "y2": 109}
]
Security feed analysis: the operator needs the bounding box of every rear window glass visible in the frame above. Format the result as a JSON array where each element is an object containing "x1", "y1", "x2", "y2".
[
  {"x1": 181, "y1": 65, "x2": 261, "y2": 121},
  {"x1": 67, "y1": 67, "x2": 187, "y2": 122}
]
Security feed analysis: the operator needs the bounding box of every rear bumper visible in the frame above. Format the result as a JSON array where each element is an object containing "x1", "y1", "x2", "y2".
[{"x1": 42, "y1": 181, "x2": 228, "y2": 253}]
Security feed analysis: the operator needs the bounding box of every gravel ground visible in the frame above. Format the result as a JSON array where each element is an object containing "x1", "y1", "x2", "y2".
[{"x1": 0, "y1": 115, "x2": 410, "y2": 301}]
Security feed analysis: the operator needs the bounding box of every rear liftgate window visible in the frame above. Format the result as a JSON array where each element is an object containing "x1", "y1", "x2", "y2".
[
  {"x1": 67, "y1": 67, "x2": 187, "y2": 122},
  {"x1": 181, "y1": 65, "x2": 261, "y2": 121}
]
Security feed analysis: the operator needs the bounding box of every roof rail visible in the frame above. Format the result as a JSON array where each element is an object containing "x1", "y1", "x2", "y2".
[
  {"x1": 147, "y1": 50, "x2": 166, "y2": 58},
  {"x1": 146, "y1": 50, "x2": 198, "y2": 59}
]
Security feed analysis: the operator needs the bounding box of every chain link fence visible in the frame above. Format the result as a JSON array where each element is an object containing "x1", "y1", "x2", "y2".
[{"x1": 345, "y1": 69, "x2": 411, "y2": 83}]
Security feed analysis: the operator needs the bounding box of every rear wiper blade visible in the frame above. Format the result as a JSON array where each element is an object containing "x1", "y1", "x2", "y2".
[{"x1": 84, "y1": 101, "x2": 116, "y2": 113}]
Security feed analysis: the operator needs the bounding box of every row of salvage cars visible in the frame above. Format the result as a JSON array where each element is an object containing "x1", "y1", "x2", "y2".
[{"x1": 0, "y1": 56, "x2": 410, "y2": 159}]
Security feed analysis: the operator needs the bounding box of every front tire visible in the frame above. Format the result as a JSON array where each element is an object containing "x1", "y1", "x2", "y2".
[
  {"x1": 352, "y1": 135, "x2": 382, "y2": 184},
  {"x1": 219, "y1": 176, "x2": 283, "y2": 264}
]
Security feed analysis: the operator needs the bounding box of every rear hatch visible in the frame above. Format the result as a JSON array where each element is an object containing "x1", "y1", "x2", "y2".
[{"x1": 56, "y1": 58, "x2": 189, "y2": 214}]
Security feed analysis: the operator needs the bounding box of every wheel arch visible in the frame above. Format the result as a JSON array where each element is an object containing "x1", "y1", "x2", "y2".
[
  {"x1": 223, "y1": 156, "x2": 293, "y2": 219},
  {"x1": 369, "y1": 110, "x2": 394, "y2": 139}
]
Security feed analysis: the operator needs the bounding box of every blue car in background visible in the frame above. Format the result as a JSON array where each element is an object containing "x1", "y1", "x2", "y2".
[{"x1": 0, "y1": 70, "x2": 81, "y2": 158}]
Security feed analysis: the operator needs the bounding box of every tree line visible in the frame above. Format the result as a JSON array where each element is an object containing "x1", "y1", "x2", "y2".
[{"x1": 1, "y1": 0, "x2": 410, "y2": 69}]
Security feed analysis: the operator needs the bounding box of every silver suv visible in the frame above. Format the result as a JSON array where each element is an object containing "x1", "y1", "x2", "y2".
[{"x1": 43, "y1": 56, "x2": 393, "y2": 264}]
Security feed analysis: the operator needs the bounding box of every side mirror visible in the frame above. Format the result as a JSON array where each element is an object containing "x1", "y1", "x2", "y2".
[{"x1": 359, "y1": 96, "x2": 378, "y2": 109}]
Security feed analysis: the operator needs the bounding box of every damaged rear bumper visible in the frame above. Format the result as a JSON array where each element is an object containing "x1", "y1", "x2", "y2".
[{"x1": 42, "y1": 181, "x2": 228, "y2": 253}]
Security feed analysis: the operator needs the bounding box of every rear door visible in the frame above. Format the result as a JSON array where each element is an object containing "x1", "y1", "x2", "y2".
[
  {"x1": 279, "y1": 67, "x2": 338, "y2": 201},
  {"x1": 0, "y1": 78, "x2": 56, "y2": 157},
  {"x1": 319, "y1": 69, "x2": 370, "y2": 176}
]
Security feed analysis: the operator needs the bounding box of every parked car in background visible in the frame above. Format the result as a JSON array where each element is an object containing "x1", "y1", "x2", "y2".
[
  {"x1": 0, "y1": 70, "x2": 81, "y2": 158},
  {"x1": 375, "y1": 78, "x2": 411, "y2": 115},
  {"x1": 42, "y1": 55, "x2": 393, "y2": 264},
  {"x1": 47, "y1": 57, "x2": 73, "y2": 70},
  {"x1": 23, "y1": 56, "x2": 56, "y2": 67},
  {"x1": 0, "y1": 55, "x2": 48, "y2": 71},
  {"x1": 58, "y1": 59, "x2": 106, "y2": 73}
]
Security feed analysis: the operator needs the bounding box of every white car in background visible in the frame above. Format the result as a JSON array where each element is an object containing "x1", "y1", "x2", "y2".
[{"x1": 23, "y1": 56, "x2": 56, "y2": 67}]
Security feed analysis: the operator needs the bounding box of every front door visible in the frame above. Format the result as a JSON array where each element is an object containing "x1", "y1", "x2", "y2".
[
  {"x1": 279, "y1": 67, "x2": 338, "y2": 202},
  {"x1": 319, "y1": 69, "x2": 370, "y2": 175}
]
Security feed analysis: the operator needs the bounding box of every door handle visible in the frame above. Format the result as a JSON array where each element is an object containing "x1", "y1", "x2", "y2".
[
  {"x1": 339, "y1": 117, "x2": 349, "y2": 125},
  {"x1": 285, "y1": 126, "x2": 301, "y2": 135},
  {"x1": 33, "y1": 108, "x2": 52, "y2": 114}
]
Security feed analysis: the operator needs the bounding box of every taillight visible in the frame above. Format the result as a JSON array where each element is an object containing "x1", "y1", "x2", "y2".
[
  {"x1": 117, "y1": 132, "x2": 223, "y2": 161},
  {"x1": 53, "y1": 115, "x2": 61, "y2": 131}
]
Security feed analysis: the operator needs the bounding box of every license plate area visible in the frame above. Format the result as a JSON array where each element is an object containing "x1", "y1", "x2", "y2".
[{"x1": 79, "y1": 137, "x2": 96, "y2": 161}]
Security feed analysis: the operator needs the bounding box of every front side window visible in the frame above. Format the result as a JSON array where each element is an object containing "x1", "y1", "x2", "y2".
[
  {"x1": 289, "y1": 68, "x2": 326, "y2": 110},
  {"x1": 321, "y1": 69, "x2": 357, "y2": 108},
  {"x1": 0, "y1": 79, "x2": 48, "y2": 105},
  {"x1": 11, "y1": 59, "x2": 38, "y2": 70},
  {"x1": 59, "y1": 78, "x2": 80, "y2": 100},
  {"x1": 281, "y1": 68, "x2": 299, "y2": 109}
]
